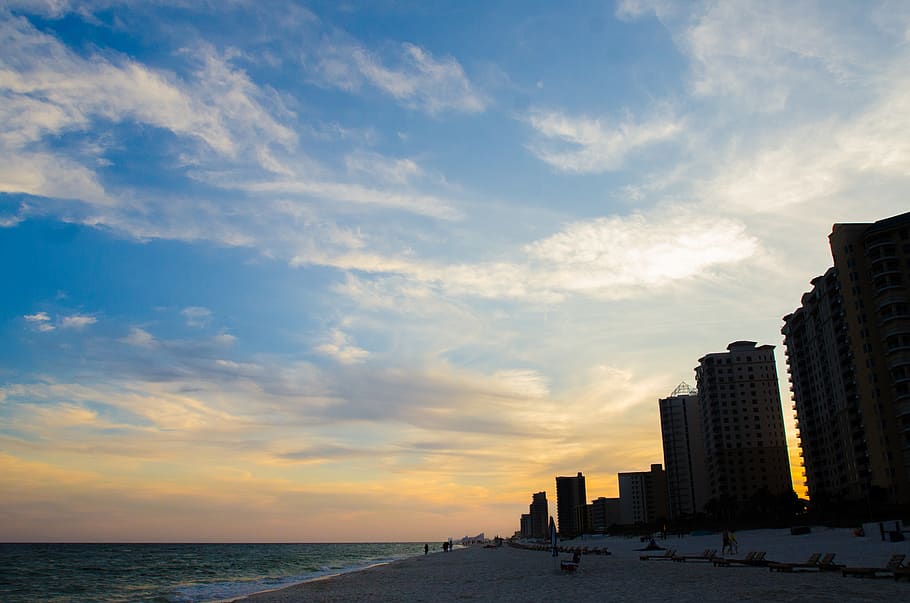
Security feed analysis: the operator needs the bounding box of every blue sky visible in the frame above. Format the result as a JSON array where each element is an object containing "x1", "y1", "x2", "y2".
[{"x1": 3, "y1": 0, "x2": 910, "y2": 542}]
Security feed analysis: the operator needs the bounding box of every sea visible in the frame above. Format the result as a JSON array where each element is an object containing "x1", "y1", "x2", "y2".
[{"x1": 0, "y1": 542, "x2": 428, "y2": 603}]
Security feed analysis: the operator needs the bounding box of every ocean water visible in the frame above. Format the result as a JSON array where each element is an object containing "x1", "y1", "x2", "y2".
[{"x1": 0, "y1": 542, "x2": 427, "y2": 603}]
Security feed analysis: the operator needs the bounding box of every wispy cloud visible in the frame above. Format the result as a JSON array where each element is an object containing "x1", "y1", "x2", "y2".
[
  {"x1": 23, "y1": 312, "x2": 54, "y2": 331},
  {"x1": 525, "y1": 108, "x2": 683, "y2": 173},
  {"x1": 683, "y1": 1, "x2": 866, "y2": 111},
  {"x1": 0, "y1": 16, "x2": 295, "y2": 204},
  {"x1": 121, "y1": 327, "x2": 157, "y2": 348},
  {"x1": 60, "y1": 314, "x2": 97, "y2": 329},
  {"x1": 526, "y1": 209, "x2": 759, "y2": 293},
  {"x1": 316, "y1": 328, "x2": 370, "y2": 364},
  {"x1": 310, "y1": 39, "x2": 486, "y2": 114},
  {"x1": 239, "y1": 177, "x2": 461, "y2": 220},
  {"x1": 298, "y1": 207, "x2": 760, "y2": 303},
  {"x1": 344, "y1": 151, "x2": 422, "y2": 185},
  {"x1": 181, "y1": 306, "x2": 212, "y2": 328}
]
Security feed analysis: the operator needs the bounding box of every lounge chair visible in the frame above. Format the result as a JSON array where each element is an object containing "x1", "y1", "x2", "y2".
[
  {"x1": 640, "y1": 549, "x2": 676, "y2": 561},
  {"x1": 734, "y1": 551, "x2": 773, "y2": 567},
  {"x1": 842, "y1": 554, "x2": 906, "y2": 578},
  {"x1": 768, "y1": 552, "x2": 821, "y2": 572},
  {"x1": 673, "y1": 549, "x2": 717, "y2": 562},
  {"x1": 816, "y1": 553, "x2": 844, "y2": 572},
  {"x1": 713, "y1": 551, "x2": 764, "y2": 567},
  {"x1": 561, "y1": 551, "x2": 582, "y2": 573}
]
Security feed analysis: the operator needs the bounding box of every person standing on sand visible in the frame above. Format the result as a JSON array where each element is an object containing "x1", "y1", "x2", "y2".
[
  {"x1": 424, "y1": 544, "x2": 429, "y2": 555},
  {"x1": 729, "y1": 531, "x2": 737, "y2": 554},
  {"x1": 721, "y1": 529, "x2": 731, "y2": 555}
]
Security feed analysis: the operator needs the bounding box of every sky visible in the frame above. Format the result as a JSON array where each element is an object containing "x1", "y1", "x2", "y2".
[{"x1": 2, "y1": 0, "x2": 910, "y2": 543}]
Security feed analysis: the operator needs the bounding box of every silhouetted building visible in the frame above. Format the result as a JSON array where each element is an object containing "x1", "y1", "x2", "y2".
[
  {"x1": 590, "y1": 497, "x2": 621, "y2": 531},
  {"x1": 555, "y1": 472, "x2": 589, "y2": 537},
  {"x1": 520, "y1": 513, "x2": 533, "y2": 538},
  {"x1": 782, "y1": 268, "x2": 865, "y2": 504},
  {"x1": 519, "y1": 491, "x2": 548, "y2": 539},
  {"x1": 618, "y1": 464, "x2": 669, "y2": 525},
  {"x1": 783, "y1": 212, "x2": 910, "y2": 507},
  {"x1": 659, "y1": 381, "x2": 707, "y2": 519},
  {"x1": 695, "y1": 342, "x2": 793, "y2": 508}
]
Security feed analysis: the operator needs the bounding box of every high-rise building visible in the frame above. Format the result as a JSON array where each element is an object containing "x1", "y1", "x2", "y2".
[
  {"x1": 617, "y1": 464, "x2": 669, "y2": 525},
  {"x1": 590, "y1": 497, "x2": 621, "y2": 532},
  {"x1": 659, "y1": 381, "x2": 707, "y2": 519},
  {"x1": 555, "y1": 472, "x2": 588, "y2": 538},
  {"x1": 519, "y1": 491, "x2": 549, "y2": 539},
  {"x1": 528, "y1": 491, "x2": 548, "y2": 539},
  {"x1": 782, "y1": 268, "x2": 865, "y2": 504},
  {"x1": 695, "y1": 341, "x2": 793, "y2": 507},
  {"x1": 783, "y1": 212, "x2": 910, "y2": 507}
]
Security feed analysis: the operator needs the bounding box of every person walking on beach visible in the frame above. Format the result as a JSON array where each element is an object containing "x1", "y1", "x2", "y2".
[
  {"x1": 729, "y1": 531, "x2": 737, "y2": 554},
  {"x1": 721, "y1": 529, "x2": 731, "y2": 555},
  {"x1": 424, "y1": 543, "x2": 429, "y2": 555}
]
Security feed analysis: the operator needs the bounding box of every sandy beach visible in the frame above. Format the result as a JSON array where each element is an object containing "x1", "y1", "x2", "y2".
[{"x1": 232, "y1": 527, "x2": 910, "y2": 602}]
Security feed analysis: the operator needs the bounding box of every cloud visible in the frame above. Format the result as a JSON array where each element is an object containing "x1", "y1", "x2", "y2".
[
  {"x1": 24, "y1": 312, "x2": 55, "y2": 332},
  {"x1": 239, "y1": 177, "x2": 460, "y2": 220},
  {"x1": 310, "y1": 39, "x2": 486, "y2": 114},
  {"x1": 298, "y1": 206, "x2": 760, "y2": 304},
  {"x1": 4, "y1": 0, "x2": 96, "y2": 18},
  {"x1": 121, "y1": 327, "x2": 157, "y2": 348},
  {"x1": 60, "y1": 314, "x2": 97, "y2": 329},
  {"x1": 344, "y1": 151, "x2": 422, "y2": 185},
  {"x1": 0, "y1": 16, "x2": 296, "y2": 205},
  {"x1": 614, "y1": 0, "x2": 679, "y2": 21},
  {"x1": 316, "y1": 329, "x2": 370, "y2": 364},
  {"x1": 212, "y1": 333, "x2": 236, "y2": 347},
  {"x1": 525, "y1": 209, "x2": 760, "y2": 294},
  {"x1": 181, "y1": 306, "x2": 212, "y2": 328},
  {"x1": 525, "y1": 108, "x2": 683, "y2": 173},
  {"x1": 490, "y1": 370, "x2": 550, "y2": 399},
  {"x1": 695, "y1": 65, "x2": 910, "y2": 216},
  {"x1": 617, "y1": 0, "x2": 879, "y2": 113},
  {"x1": 0, "y1": 152, "x2": 112, "y2": 205}
]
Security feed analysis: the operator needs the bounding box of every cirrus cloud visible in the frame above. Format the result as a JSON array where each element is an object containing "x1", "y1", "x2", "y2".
[
  {"x1": 525, "y1": 108, "x2": 683, "y2": 173},
  {"x1": 309, "y1": 39, "x2": 486, "y2": 115}
]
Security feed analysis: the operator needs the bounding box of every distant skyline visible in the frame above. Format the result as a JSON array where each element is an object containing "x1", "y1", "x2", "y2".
[{"x1": 3, "y1": 1, "x2": 910, "y2": 542}]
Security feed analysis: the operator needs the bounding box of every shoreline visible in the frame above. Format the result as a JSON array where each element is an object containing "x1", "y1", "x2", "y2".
[{"x1": 229, "y1": 527, "x2": 910, "y2": 602}]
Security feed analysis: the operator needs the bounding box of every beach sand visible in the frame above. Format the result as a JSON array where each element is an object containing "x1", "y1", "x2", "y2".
[{"x1": 233, "y1": 527, "x2": 910, "y2": 602}]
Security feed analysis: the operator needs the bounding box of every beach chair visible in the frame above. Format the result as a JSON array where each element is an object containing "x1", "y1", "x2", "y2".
[
  {"x1": 672, "y1": 549, "x2": 717, "y2": 562},
  {"x1": 560, "y1": 551, "x2": 582, "y2": 573},
  {"x1": 842, "y1": 554, "x2": 906, "y2": 578},
  {"x1": 640, "y1": 549, "x2": 675, "y2": 561},
  {"x1": 713, "y1": 551, "x2": 759, "y2": 567},
  {"x1": 816, "y1": 553, "x2": 844, "y2": 572},
  {"x1": 768, "y1": 552, "x2": 822, "y2": 572}
]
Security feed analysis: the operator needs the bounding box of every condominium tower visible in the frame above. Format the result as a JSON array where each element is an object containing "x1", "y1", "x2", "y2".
[
  {"x1": 555, "y1": 472, "x2": 589, "y2": 538},
  {"x1": 694, "y1": 341, "x2": 793, "y2": 506},
  {"x1": 519, "y1": 491, "x2": 549, "y2": 539},
  {"x1": 659, "y1": 382, "x2": 707, "y2": 519},
  {"x1": 782, "y1": 212, "x2": 910, "y2": 507},
  {"x1": 617, "y1": 464, "x2": 669, "y2": 525}
]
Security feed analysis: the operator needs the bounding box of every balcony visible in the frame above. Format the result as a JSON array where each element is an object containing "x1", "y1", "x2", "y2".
[
  {"x1": 866, "y1": 239, "x2": 896, "y2": 255},
  {"x1": 877, "y1": 293, "x2": 910, "y2": 310},
  {"x1": 887, "y1": 351, "x2": 910, "y2": 371}
]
